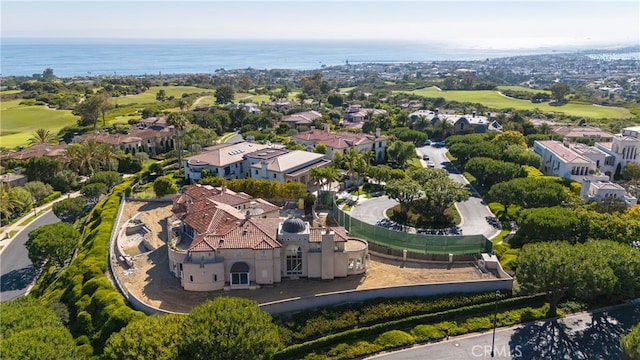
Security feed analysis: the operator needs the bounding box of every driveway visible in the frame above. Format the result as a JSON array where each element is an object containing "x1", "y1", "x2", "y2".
[{"x1": 350, "y1": 145, "x2": 498, "y2": 237}]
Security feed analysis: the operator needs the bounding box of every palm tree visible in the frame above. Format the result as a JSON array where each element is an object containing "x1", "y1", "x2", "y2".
[
  {"x1": 67, "y1": 140, "x2": 101, "y2": 176},
  {"x1": 167, "y1": 112, "x2": 190, "y2": 175},
  {"x1": 98, "y1": 143, "x2": 121, "y2": 172},
  {"x1": 28, "y1": 128, "x2": 56, "y2": 145}
]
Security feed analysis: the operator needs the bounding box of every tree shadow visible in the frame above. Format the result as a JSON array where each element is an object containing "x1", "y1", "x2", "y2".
[
  {"x1": 0, "y1": 265, "x2": 36, "y2": 292},
  {"x1": 509, "y1": 305, "x2": 640, "y2": 360}
]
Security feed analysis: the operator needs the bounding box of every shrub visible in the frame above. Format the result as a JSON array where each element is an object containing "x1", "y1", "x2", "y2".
[
  {"x1": 374, "y1": 330, "x2": 415, "y2": 349},
  {"x1": 411, "y1": 324, "x2": 446, "y2": 342},
  {"x1": 36, "y1": 191, "x2": 62, "y2": 206}
]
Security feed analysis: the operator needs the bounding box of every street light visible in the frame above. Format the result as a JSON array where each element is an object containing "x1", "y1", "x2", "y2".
[{"x1": 491, "y1": 290, "x2": 501, "y2": 358}]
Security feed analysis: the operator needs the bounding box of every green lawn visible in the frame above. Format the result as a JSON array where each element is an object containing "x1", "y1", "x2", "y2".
[
  {"x1": 399, "y1": 87, "x2": 632, "y2": 119},
  {"x1": 1, "y1": 89, "x2": 23, "y2": 95},
  {"x1": 339, "y1": 87, "x2": 357, "y2": 93},
  {"x1": 1, "y1": 99, "x2": 79, "y2": 149},
  {"x1": 116, "y1": 85, "x2": 215, "y2": 105},
  {"x1": 496, "y1": 85, "x2": 551, "y2": 94}
]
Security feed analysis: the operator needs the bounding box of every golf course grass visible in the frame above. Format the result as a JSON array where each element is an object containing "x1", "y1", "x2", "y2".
[
  {"x1": 115, "y1": 85, "x2": 215, "y2": 105},
  {"x1": 1, "y1": 99, "x2": 79, "y2": 149},
  {"x1": 400, "y1": 87, "x2": 633, "y2": 119}
]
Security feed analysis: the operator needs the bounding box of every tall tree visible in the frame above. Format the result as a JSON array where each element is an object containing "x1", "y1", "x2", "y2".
[
  {"x1": 215, "y1": 85, "x2": 235, "y2": 105},
  {"x1": 167, "y1": 112, "x2": 190, "y2": 174},
  {"x1": 385, "y1": 178, "x2": 423, "y2": 214},
  {"x1": 25, "y1": 156, "x2": 63, "y2": 183},
  {"x1": 96, "y1": 92, "x2": 114, "y2": 127},
  {"x1": 103, "y1": 314, "x2": 184, "y2": 360},
  {"x1": 67, "y1": 140, "x2": 101, "y2": 176},
  {"x1": 386, "y1": 141, "x2": 416, "y2": 169},
  {"x1": 26, "y1": 222, "x2": 80, "y2": 268},
  {"x1": 98, "y1": 143, "x2": 120, "y2": 172},
  {"x1": 550, "y1": 83, "x2": 571, "y2": 102},
  {"x1": 180, "y1": 297, "x2": 282, "y2": 360},
  {"x1": 24, "y1": 181, "x2": 53, "y2": 202}
]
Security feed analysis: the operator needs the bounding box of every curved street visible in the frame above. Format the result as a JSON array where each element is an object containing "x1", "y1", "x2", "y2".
[
  {"x1": 366, "y1": 303, "x2": 640, "y2": 360},
  {"x1": 0, "y1": 211, "x2": 60, "y2": 302},
  {"x1": 350, "y1": 145, "x2": 498, "y2": 238}
]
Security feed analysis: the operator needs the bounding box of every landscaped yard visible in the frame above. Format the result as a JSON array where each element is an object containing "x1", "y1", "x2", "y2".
[
  {"x1": 0, "y1": 99, "x2": 79, "y2": 149},
  {"x1": 399, "y1": 87, "x2": 633, "y2": 119}
]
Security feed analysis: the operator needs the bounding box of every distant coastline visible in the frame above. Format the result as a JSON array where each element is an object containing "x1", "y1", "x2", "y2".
[{"x1": 1, "y1": 38, "x2": 638, "y2": 77}]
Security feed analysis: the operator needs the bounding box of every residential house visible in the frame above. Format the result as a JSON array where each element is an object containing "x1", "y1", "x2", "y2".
[
  {"x1": 0, "y1": 172, "x2": 27, "y2": 187},
  {"x1": 4, "y1": 143, "x2": 68, "y2": 161},
  {"x1": 167, "y1": 184, "x2": 368, "y2": 291},
  {"x1": 580, "y1": 175, "x2": 637, "y2": 206},
  {"x1": 279, "y1": 110, "x2": 322, "y2": 129},
  {"x1": 343, "y1": 105, "x2": 387, "y2": 123},
  {"x1": 551, "y1": 125, "x2": 614, "y2": 143},
  {"x1": 183, "y1": 142, "x2": 280, "y2": 182},
  {"x1": 292, "y1": 124, "x2": 387, "y2": 163},
  {"x1": 250, "y1": 150, "x2": 332, "y2": 185},
  {"x1": 595, "y1": 126, "x2": 640, "y2": 176},
  {"x1": 74, "y1": 127, "x2": 174, "y2": 156},
  {"x1": 409, "y1": 110, "x2": 502, "y2": 134},
  {"x1": 533, "y1": 140, "x2": 597, "y2": 181}
]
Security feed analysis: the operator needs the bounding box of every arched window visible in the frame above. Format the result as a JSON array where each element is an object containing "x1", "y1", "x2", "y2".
[
  {"x1": 286, "y1": 245, "x2": 302, "y2": 275},
  {"x1": 230, "y1": 262, "x2": 249, "y2": 285}
]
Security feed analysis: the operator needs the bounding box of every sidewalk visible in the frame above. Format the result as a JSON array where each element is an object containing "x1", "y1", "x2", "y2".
[{"x1": 0, "y1": 191, "x2": 82, "y2": 252}]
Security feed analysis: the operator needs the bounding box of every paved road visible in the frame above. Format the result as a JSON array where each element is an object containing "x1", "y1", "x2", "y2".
[
  {"x1": 0, "y1": 211, "x2": 60, "y2": 302},
  {"x1": 350, "y1": 145, "x2": 498, "y2": 237},
  {"x1": 368, "y1": 303, "x2": 640, "y2": 360}
]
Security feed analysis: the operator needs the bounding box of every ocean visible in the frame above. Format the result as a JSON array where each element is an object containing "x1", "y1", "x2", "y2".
[{"x1": 0, "y1": 38, "x2": 568, "y2": 77}]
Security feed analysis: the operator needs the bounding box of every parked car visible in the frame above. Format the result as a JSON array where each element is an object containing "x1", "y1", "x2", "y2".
[
  {"x1": 422, "y1": 154, "x2": 430, "y2": 160},
  {"x1": 424, "y1": 140, "x2": 432, "y2": 146},
  {"x1": 427, "y1": 161, "x2": 435, "y2": 167},
  {"x1": 433, "y1": 141, "x2": 446, "y2": 147}
]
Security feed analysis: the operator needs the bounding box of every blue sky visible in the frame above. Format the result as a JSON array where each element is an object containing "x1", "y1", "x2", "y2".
[{"x1": 2, "y1": 1, "x2": 638, "y2": 49}]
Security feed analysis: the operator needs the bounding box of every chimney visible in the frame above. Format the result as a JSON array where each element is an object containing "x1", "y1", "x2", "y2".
[
  {"x1": 375, "y1": 128, "x2": 381, "y2": 138},
  {"x1": 260, "y1": 160, "x2": 268, "y2": 178},
  {"x1": 221, "y1": 183, "x2": 226, "y2": 193},
  {"x1": 324, "y1": 123, "x2": 330, "y2": 133},
  {"x1": 245, "y1": 210, "x2": 251, "y2": 220},
  {"x1": 219, "y1": 238, "x2": 225, "y2": 246},
  {"x1": 472, "y1": 111, "x2": 476, "y2": 117},
  {"x1": 310, "y1": 126, "x2": 315, "y2": 131}
]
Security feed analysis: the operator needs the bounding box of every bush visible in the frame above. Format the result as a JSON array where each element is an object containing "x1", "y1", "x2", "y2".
[
  {"x1": 374, "y1": 330, "x2": 415, "y2": 349},
  {"x1": 36, "y1": 191, "x2": 61, "y2": 206}
]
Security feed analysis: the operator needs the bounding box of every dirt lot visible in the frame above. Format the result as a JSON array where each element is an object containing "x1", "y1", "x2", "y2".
[{"x1": 114, "y1": 201, "x2": 494, "y2": 313}]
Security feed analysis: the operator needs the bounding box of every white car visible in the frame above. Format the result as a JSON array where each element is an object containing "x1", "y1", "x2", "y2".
[{"x1": 427, "y1": 161, "x2": 435, "y2": 167}]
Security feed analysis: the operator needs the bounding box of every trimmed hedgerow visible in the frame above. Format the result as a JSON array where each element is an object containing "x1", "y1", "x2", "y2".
[
  {"x1": 33, "y1": 180, "x2": 145, "y2": 356},
  {"x1": 36, "y1": 191, "x2": 62, "y2": 206},
  {"x1": 275, "y1": 291, "x2": 506, "y2": 345},
  {"x1": 274, "y1": 294, "x2": 547, "y2": 360},
  {"x1": 289, "y1": 301, "x2": 550, "y2": 360}
]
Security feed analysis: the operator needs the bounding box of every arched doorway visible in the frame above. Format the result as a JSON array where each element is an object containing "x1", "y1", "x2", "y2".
[{"x1": 230, "y1": 262, "x2": 249, "y2": 285}]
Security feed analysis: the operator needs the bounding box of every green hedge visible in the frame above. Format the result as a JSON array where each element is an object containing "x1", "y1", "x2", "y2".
[
  {"x1": 309, "y1": 303, "x2": 550, "y2": 360},
  {"x1": 36, "y1": 191, "x2": 61, "y2": 206},
  {"x1": 275, "y1": 294, "x2": 547, "y2": 360},
  {"x1": 275, "y1": 292, "x2": 505, "y2": 345},
  {"x1": 34, "y1": 180, "x2": 145, "y2": 356}
]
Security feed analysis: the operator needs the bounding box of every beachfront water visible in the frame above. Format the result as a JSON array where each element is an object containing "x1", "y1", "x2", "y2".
[{"x1": 1, "y1": 38, "x2": 561, "y2": 77}]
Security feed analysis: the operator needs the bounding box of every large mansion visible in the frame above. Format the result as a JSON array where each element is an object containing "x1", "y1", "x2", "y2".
[
  {"x1": 183, "y1": 142, "x2": 331, "y2": 184},
  {"x1": 292, "y1": 125, "x2": 387, "y2": 163},
  {"x1": 167, "y1": 184, "x2": 369, "y2": 291}
]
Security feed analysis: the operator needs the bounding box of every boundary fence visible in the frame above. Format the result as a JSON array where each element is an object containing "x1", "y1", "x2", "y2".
[{"x1": 326, "y1": 191, "x2": 492, "y2": 256}]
